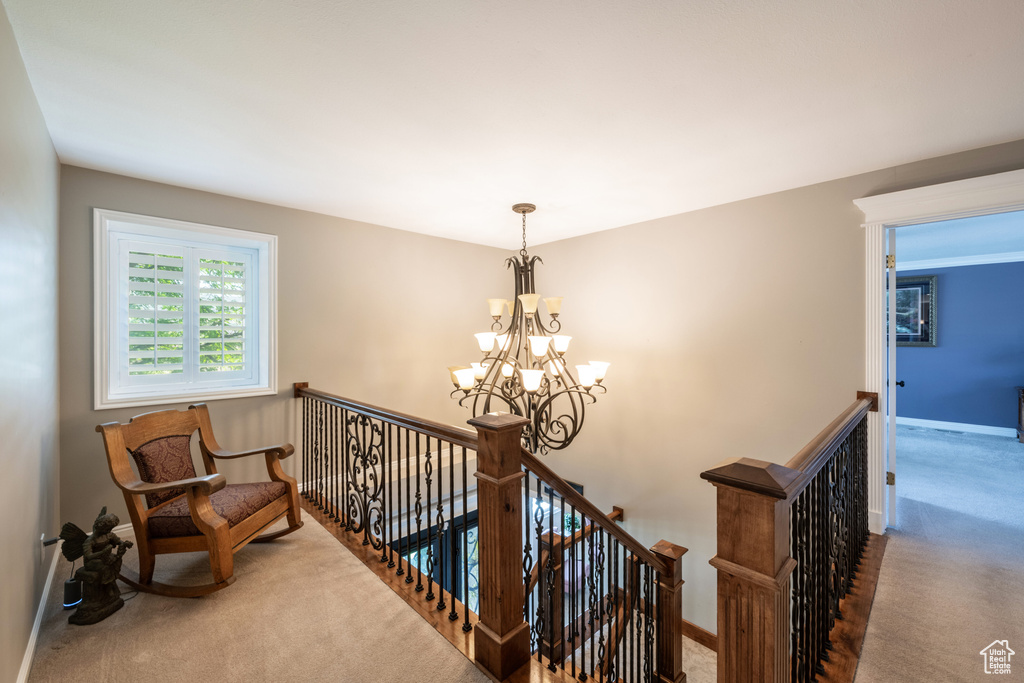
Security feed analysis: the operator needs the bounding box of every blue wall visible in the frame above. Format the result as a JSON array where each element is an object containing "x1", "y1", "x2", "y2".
[{"x1": 897, "y1": 261, "x2": 1024, "y2": 428}]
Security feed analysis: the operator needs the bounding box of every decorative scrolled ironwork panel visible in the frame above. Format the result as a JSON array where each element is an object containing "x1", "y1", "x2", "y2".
[{"x1": 344, "y1": 413, "x2": 385, "y2": 549}]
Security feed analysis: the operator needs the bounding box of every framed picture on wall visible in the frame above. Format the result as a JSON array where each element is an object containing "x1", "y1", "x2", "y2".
[{"x1": 894, "y1": 275, "x2": 937, "y2": 346}]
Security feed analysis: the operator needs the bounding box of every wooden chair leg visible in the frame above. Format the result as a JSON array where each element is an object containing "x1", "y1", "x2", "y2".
[
  {"x1": 207, "y1": 530, "x2": 234, "y2": 584},
  {"x1": 286, "y1": 486, "x2": 302, "y2": 528},
  {"x1": 138, "y1": 544, "x2": 156, "y2": 585},
  {"x1": 187, "y1": 489, "x2": 234, "y2": 585}
]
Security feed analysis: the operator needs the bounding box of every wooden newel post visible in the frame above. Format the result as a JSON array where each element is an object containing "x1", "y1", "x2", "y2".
[
  {"x1": 700, "y1": 458, "x2": 800, "y2": 683},
  {"x1": 469, "y1": 413, "x2": 531, "y2": 680},
  {"x1": 651, "y1": 540, "x2": 688, "y2": 683}
]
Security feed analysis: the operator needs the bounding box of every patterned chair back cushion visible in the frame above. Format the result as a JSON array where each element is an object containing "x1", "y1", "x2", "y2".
[{"x1": 129, "y1": 435, "x2": 198, "y2": 508}]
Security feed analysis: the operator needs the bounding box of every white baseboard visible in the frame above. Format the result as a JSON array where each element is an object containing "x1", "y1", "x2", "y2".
[
  {"x1": 895, "y1": 416, "x2": 1017, "y2": 438},
  {"x1": 113, "y1": 521, "x2": 135, "y2": 537},
  {"x1": 869, "y1": 509, "x2": 886, "y2": 535},
  {"x1": 17, "y1": 548, "x2": 60, "y2": 683}
]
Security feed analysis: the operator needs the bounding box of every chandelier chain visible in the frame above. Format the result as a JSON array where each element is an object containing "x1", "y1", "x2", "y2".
[{"x1": 520, "y1": 211, "x2": 529, "y2": 260}]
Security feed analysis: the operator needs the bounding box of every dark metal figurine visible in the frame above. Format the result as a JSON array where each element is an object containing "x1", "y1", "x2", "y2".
[{"x1": 59, "y1": 507, "x2": 133, "y2": 625}]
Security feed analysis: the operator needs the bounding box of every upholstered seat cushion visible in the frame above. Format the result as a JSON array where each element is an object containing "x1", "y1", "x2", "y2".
[{"x1": 148, "y1": 482, "x2": 288, "y2": 538}]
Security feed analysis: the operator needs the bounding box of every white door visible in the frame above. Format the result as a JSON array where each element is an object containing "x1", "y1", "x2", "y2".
[{"x1": 886, "y1": 228, "x2": 897, "y2": 528}]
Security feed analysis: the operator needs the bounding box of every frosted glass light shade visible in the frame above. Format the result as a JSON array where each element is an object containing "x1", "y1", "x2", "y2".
[
  {"x1": 474, "y1": 332, "x2": 497, "y2": 352},
  {"x1": 518, "y1": 293, "x2": 541, "y2": 315},
  {"x1": 576, "y1": 365, "x2": 596, "y2": 388},
  {"x1": 487, "y1": 298, "x2": 507, "y2": 317},
  {"x1": 471, "y1": 362, "x2": 488, "y2": 380},
  {"x1": 454, "y1": 367, "x2": 476, "y2": 390},
  {"x1": 448, "y1": 365, "x2": 469, "y2": 386},
  {"x1": 543, "y1": 297, "x2": 563, "y2": 315},
  {"x1": 589, "y1": 361, "x2": 610, "y2": 382},
  {"x1": 520, "y1": 369, "x2": 544, "y2": 392},
  {"x1": 528, "y1": 335, "x2": 551, "y2": 357},
  {"x1": 495, "y1": 334, "x2": 510, "y2": 351},
  {"x1": 501, "y1": 362, "x2": 515, "y2": 378},
  {"x1": 552, "y1": 335, "x2": 572, "y2": 354},
  {"x1": 506, "y1": 300, "x2": 516, "y2": 317},
  {"x1": 547, "y1": 360, "x2": 562, "y2": 376}
]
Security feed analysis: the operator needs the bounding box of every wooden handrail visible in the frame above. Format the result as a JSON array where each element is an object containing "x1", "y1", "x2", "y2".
[
  {"x1": 294, "y1": 384, "x2": 479, "y2": 450},
  {"x1": 520, "y1": 447, "x2": 670, "y2": 576},
  {"x1": 700, "y1": 394, "x2": 877, "y2": 501},
  {"x1": 786, "y1": 397, "x2": 873, "y2": 472}
]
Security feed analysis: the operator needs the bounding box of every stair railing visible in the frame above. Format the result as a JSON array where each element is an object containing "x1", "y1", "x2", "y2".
[
  {"x1": 700, "y1": 392, "x2": 877, "y2": 683},
  {"x1": 518, "y1": 444, "x2": 687, "y2": 683},
  {"x1": 295, "y1": 384, "x2": 686, "y2": 682}
]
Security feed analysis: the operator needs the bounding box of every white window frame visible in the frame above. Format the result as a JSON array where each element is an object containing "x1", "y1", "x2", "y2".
[{"x1": 94, "y1": 208, "x2": 277, "y2": 410}]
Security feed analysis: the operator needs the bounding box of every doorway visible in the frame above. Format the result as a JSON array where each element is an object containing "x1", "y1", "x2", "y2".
[{"x1": 854, "y1": 167, "x2": 1024, "y2": 532}]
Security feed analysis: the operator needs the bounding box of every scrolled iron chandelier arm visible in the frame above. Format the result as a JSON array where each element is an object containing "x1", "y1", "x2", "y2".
[{"x1": 447, "y1": 203, "x2": 609, "y2": 454}]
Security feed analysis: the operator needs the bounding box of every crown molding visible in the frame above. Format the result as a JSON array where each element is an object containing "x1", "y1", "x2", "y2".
[{"x1": 854, "y1": 168, "x2": 1024, "y2": 227}]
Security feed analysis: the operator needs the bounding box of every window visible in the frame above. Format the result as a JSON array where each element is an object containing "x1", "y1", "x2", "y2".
[{"x1": 94, "y1": 209, "x2": 276, "y2": 409}]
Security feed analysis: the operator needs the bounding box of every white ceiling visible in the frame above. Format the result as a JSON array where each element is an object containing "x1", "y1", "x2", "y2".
[{"x1": 6, "y1": 1, "x2": 1024, "y2": 248}]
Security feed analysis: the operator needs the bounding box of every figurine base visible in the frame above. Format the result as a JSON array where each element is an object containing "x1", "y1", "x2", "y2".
[{"x1": 69, "y1": 596, "x2": 124, "y2": 625}]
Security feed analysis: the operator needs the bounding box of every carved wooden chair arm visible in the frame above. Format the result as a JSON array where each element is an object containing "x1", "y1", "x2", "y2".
[
  {"x1": 206, "y1": 443, "x2": 295, "y2": 460},
  {"x1": 120, "y1": 473, "x2": 227, "y2": 497}
]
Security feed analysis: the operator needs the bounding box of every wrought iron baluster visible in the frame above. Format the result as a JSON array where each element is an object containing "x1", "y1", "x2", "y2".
[
  {"x1": 644, "y1": 564, "x2": 653, "y2": 683},
  {"x1": 394, "y1": 425, "x2": 403, "y2": 573},
  {"x1": 386, "y1": 424, "x2": 395, "y2": 567},
  {"x1": 595, "y1": 527, "x2": 606, "y2": 679},
  {"x1": 315, "y1": 400, "x2": 321, "y2": 510},
  {"x1": 587, "y1": 515, "x2": 597, "y2": 680},
  {"x1": 817, "y1": 466, "x2": 829, "y2": 669},
  {"x1": 461, "y1": 444, "x2": 472, "y2": 632},
  {"x1": 826, "y1": 455, "x2": 838, "y2": 641},
  {"x1": 333, "y1": 403, "x2": 340, "y2": 520},
  {"x1": 522, "y1": 469, "x2": 534, "y2": 632},
  {"x1": 399, "y1": 428, "x2": 407, "y2": 577},
  {"x1": 339, "y1": 409, "x2": 348, "y2": 529},
  {"x1": 569, "y1": 502, "x2": 577, "y2": 680},
  {"x1": 380, "y1": 423, "x2": 390, "y2": 563},
  {"x1": 415, "y1": 433, "x2": 424, "y2": 591},
  {"x1": 425, "y1": 435, "x2": 435, "y2": 601},
  {"x1": 436, "y1": 439, "x2": 448, "y2": 613},
  {"x1": 301, "y1": 396, "x2": 308, "y2": 499},
  {"x1": 448, "y1": 440, "x2": 459, "y2": 622},
  {"x1": 328, "y1": 402, "x2": 334, "y2": 515},
  {"x1": 626, "y1": 552, "x2": 634, "y2": 683},
  {"x1": 545, "y1": 486, "x2": 556, "y2": 670},
  {"x1": 609, "y1": 538, "x2": 619, "y2": 682},
  {"x1": 533, "y1": 475, "x2": 545, "y2": 662}
]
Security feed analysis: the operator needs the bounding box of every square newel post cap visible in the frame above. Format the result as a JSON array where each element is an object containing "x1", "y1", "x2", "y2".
[
  {"x1": 699, "y1": 457, "x2": 801, "y2": 499},
  {"x1": 650, "y1": 540, "x2": 688, "y2": 562},
  {"x1": 468, "y1": 412, "x2": 530, "y2": 433}
]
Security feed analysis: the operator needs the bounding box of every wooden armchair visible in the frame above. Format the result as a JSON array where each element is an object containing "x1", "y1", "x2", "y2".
[{"x1": 95, "y1": 403, "x2": 302, "y2": 597}]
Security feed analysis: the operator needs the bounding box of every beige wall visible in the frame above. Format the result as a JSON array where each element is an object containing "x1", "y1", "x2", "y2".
[
  {"x1": 533, "y1": 139, "x2": 1024, "y2": 632},
  {"x1": 59, "y1": 165, "x2": 508, "y2": 526},
  {"x1": 0, "y1": 3, "x2": 60, "y2": 680},
  {"x1": 57, "y1": 142, "x2": 1024, "y2": 639}
]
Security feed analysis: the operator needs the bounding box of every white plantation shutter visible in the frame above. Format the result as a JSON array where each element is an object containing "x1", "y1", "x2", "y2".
[
  {"x1": 122, "y1": 244, "x2": 187, "y2": 383},
  {"x1": 195, "y1": 251, "x2": 253, "y2": 378},
  {"x1": 96, "y1": 210, "x2": 276, "y2": 409}
]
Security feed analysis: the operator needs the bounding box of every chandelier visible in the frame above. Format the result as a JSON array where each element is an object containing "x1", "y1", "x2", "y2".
[{"x1": 448, "y1": 203, "x2": 608, "y2": 453}]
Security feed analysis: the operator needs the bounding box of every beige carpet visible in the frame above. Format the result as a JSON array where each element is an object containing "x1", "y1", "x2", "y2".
[
  {"x1": 855, "y1": 426, "x2": 1024, "y2": 681},
  {"x1": 29, "y1": 518, "x2": 490, "y2": 682},
  {"x1": 29, "y1": 511, "x2": 719, "y2": 683}
]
